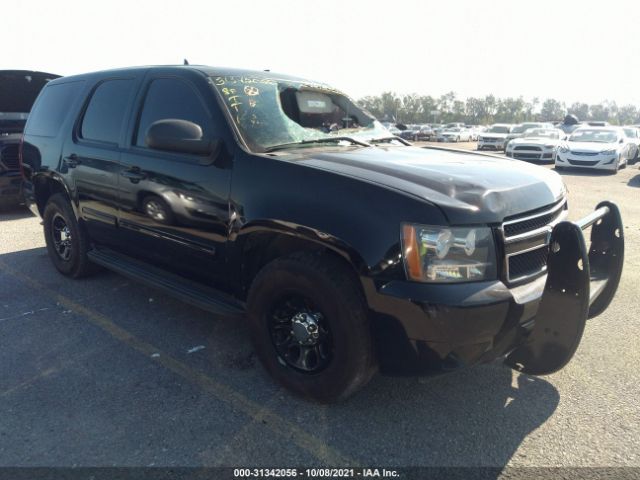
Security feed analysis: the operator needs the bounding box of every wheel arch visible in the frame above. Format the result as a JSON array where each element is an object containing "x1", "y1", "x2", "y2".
[
  {"x1": 232, "y1": 222, "x2": 369, "y2": 301},
  {"x1": 33, "y1": 174, "x2": 77, "y2": 218}
]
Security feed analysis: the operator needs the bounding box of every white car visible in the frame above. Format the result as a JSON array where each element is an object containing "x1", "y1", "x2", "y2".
[
  {"x1": 438, "y1": 127, "x2": 472, "y2": 142},
  {"x1": 622, "y1": 126, "x2": 640, "y2": 164},
  {"x1": 477, "y1": 124, "x2": 512, "y2": 150},
  {"x1": 505, "y1": 122, "x2": 554, "y2": 147},
  {"x1": 505, "y1": 128, "x2": 565, "y2": 162},
  {"x1": 555, "y1": 127, "x2": 633, "y2": 173}
]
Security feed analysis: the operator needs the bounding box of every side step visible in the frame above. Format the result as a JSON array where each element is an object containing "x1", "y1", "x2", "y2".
[{"x1": 88, "y1": 248, "x2": 246, "y2": 318}]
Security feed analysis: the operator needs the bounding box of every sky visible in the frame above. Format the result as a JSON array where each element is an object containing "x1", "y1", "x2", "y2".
[{"x1": 4, "y1": 0, "x2": 640, "y2": 106}]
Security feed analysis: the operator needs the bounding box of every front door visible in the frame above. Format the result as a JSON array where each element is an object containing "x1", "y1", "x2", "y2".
[{"x1": 116, "y1": 75, "x2": 232, "y2": 288}]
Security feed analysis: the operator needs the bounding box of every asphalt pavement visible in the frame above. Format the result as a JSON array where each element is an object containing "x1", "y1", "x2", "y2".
[{"x1": 0, "y1": 151, "x2": 639, "y2": 469}]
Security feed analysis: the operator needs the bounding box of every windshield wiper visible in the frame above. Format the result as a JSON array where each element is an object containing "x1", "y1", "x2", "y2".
[
  {"x1": 264, "y1": 137, "x2": 371, "y2": 153},
  {"x1": 369, "y1": 136, "x2": 411, "y2": 146}
]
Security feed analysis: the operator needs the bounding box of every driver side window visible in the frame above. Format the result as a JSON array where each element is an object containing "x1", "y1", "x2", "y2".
[{"x1": 135, "y1": 78, "x2": 213, "y2": 147}]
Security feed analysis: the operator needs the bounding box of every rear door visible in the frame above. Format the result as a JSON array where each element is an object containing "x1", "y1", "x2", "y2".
[
  {"x1": 61, "y1": 77, "x2": 139, "y2": 246},
  {"x1": 116, "y1": 73, "x2": 232, "y2": 288}
]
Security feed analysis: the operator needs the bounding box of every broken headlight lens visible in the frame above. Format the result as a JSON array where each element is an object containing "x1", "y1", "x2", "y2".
[{"x1": 401, "y1": 224, "x2": 497, "y2": 283}]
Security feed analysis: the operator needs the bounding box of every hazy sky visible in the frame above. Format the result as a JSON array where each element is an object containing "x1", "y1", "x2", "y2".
[{"x1": 4, "y1": 0, "x2": 640, "y2": 106}]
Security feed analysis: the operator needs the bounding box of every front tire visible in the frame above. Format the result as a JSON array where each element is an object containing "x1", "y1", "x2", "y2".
[
  {"x1": 247, "y1": 252, "x2": 377, "y2": 403},
  {"x1": 43, "y1": 193, "x2": 99, "y2": 278}
]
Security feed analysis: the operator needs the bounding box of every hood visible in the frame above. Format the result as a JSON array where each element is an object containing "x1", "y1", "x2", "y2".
[
  {"x1": 566, "y1": 141, "x2": 618, "y2": 152},
  {"x1": 0, "y1": 70, "x2": 60, "y2": 113},
  {"x1": 296, "y1": 146, "x2": 566, "y2": 224}
]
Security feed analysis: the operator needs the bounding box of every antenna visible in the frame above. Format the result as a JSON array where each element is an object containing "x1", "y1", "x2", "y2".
[{"x1": 183, "y1": 59, "x2": 189, "y2": 65}]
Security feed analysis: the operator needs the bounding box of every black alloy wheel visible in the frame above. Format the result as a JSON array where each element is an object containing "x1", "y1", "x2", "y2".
[
  {"x1": 50, "y1": 213, "x2": 73, "y2": 261},
  {"x1": 268, "y1": 294, "x2": 333, "y2": 373}
]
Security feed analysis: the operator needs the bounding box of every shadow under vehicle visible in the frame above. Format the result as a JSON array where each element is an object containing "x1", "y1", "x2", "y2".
[
  {"x1": 0, "y1": 70, "x2": 60, "y2": 209},
  {"x1": 20, "y1": 66, "x2": 625, "y2": 403}
]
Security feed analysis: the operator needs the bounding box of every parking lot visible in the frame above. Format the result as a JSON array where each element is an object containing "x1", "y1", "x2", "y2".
[{"x1": 1, "y1": 148, "x2": 639, "y2": 469}]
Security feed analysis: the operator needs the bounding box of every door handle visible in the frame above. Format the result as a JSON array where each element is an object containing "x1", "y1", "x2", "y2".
[
  {"x1": 63, "y1": 154, "x2": 80, "y2": 168},
  {"x1": 120, "y1": 167, "x2": 147, "y2": 183}
]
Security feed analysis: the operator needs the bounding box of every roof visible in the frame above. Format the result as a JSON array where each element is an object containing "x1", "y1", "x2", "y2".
[{"x1": 48, "y1": 65, "x2": 325, "y2": 87}]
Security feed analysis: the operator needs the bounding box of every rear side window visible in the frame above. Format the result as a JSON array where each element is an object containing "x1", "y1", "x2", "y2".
[
  {"x1": 25, "y1": 81, "x2": 85, "y2": 138},
  {"x1": 80, "y1": 79, "x2": 135, "y2": 144},
  {"x1": 135, "y1": 78, "x2": 212, "y2": 147}
]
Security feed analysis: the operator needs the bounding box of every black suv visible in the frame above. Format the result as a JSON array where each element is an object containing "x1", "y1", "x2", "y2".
[
  {"x1": 21, "y1": 66, "x2": 624, "y2": 402},
  {"x1": 0, "y1": 70, "x2": 59, "y2": 208}
]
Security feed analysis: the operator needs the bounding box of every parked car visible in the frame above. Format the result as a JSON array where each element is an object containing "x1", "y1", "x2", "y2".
[
  {"x1": 505, "y1": 122, "x2": 553, "y2": 147},
  {"x1": 0, "y1": 70, "x2": 60, "y2": 208},
  {"x1": 438, "y1": 127, "x2": 472, "y2": 142},
  {"x1": 622, "y1": 127, "x2": 640, "y2": 164},
  {"x1": 412, "y1": 125, "x2": 435, "y2": 141},
  {"x1": 477, "y1": 124, "x2": 512, "y2": 150},
  {"x1": 505, "y1": 128, "x2": 565, "y2": 162},
  {"x1": 555, "y1": 127, "x2": 633, "y2": 172},
  {"x1": 22, "y1": 65, "x2": 624, "y2": 402},
  {"x1": 398, "y1": 124, "x2": 421, "y2": 140}
]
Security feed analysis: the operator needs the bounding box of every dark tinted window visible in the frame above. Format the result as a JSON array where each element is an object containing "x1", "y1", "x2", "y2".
[
  {"x1": 136, "y1": 78, "x2": 212, "y2": 147},
  {"x1": 81, "y1": 79, "x2": 135, "y2": 144},
  {"x1": 25, "y1": 81, "x2": 85, "y2": 137}
]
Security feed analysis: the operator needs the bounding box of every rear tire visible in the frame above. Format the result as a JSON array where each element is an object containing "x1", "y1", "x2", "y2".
[
  {"x1": 247, "y1": 252, "x2": 377, "y2": 403},
  {"x1": 43, "y1": 193, "x2": 99, "y2": 278}
]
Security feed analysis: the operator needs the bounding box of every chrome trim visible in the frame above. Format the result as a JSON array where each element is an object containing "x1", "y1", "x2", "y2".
[
  {"x1": 504, "y1": 208, "x2": 568, "y2": 244},
  {"x1": 503, "y1": 198, "x2": 567, "y2": 227},
  {"x1": 501, "y1": 198, "x2": 568, "y2": 283}
]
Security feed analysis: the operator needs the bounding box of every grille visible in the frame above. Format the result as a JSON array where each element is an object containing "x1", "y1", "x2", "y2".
[
  {"x1": 514, "y1": 146, "x2": 542, "y2": 151},
  {"x1": 0, "y1": 144, "x2": 20, "y2": 171},
  {"x1": 501, "y1": 199, "x2": 567, "y2": 283},
  {"x1": 513, "y1": 153, "x2": 542, "y2": 160},
  {"x1": 568, "y1": 159, "x2": 599, "y2": 167},
  {"x1": 508, "y1": 246, "x2": 549, "y2": 281},
  {"x1": 570, "y1": 150, "x2": 598, "y2": 156},
  {"x1": 503, "y1": 202, "x2": 566, "y2": 237}
]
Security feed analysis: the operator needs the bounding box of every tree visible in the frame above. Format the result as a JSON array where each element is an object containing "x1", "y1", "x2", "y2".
[{"x1": 539, "y1": 99, "x2": 566, "y2": 122}]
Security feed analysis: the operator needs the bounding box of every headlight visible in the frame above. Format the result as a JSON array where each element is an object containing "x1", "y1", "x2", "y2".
[
  {"x1": 558, "y1": 145, "x2": 569, "y2": 153},
  {"x1": 600, "y1": 149, "x2": 616, "y2": 155},
  {"x1": 401, "y1": 224, "x2": 497, "y2": 283}
]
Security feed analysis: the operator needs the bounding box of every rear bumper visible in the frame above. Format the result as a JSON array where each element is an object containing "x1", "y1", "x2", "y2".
[{"x1": 367, "y1": 202, "x2": 624, "y2": 375}]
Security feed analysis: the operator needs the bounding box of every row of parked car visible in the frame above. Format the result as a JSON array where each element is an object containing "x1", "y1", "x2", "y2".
[
  {"x1": 383, "y1": 119, "x2": 640, "y2": 173},
  {"x1": 383, "y1": 122, "x2": 486, "y2": 143}
]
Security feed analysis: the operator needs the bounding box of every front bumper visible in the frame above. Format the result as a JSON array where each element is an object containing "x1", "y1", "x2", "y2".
[
  {"x1": 478, "y1": 139, "x2": 506, "y2": 150},
  {"x1": 367, "y1": 203, "x2": 624, "y2": 375},
  {"x1": 506, "y1": 148, "x2": 555, "y2": 161},
  {"x1": 556, "y1": 152, "x2": 619, "y2": 170}
]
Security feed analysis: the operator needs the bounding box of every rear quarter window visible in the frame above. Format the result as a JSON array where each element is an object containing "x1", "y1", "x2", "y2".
[
  {"x1": 80, "y1": 78, "x2": 136, "y2": 144},
  {"x1": 25, "y1": 81, "x2": 85, "y2": 138}
]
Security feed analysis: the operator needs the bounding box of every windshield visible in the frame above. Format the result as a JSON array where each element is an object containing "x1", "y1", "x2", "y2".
[
  {"x1": 623, "y1": 128, "x2": 637, "y2": 138},
  {"x1": 524, "y1": 128, "x2": 559, "y2": 139},
  {"x1": 488, "y1": 125, "x2": 510, "y2": 134},
  {"x1": 211, "y1": 75, "x2": 388, "y2": 152},
  {"x1": 569, "y1": 129, "x2": 618, "y2": 143}
]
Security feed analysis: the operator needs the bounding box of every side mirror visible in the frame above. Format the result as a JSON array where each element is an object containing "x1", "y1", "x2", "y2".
[
  {"x1": 146, "y1": 119, "x2": 214, "y2": 155},
  {"x1": 619, "y1": 138, "x2": 624, "y2": 144}
]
